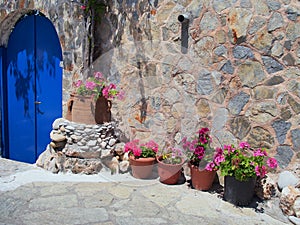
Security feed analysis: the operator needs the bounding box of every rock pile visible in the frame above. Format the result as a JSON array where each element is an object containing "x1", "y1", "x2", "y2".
[
  {"x1": 278, "y1": 170, "x2": 300, "y2": 225},
  {"x1": 36, "y1": 118, "x2": 130, "y2": 174}
]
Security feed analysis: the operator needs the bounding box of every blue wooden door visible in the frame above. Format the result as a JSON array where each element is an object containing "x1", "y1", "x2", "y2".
[{"x1": 2, "y1": 13, "x2": 62, "y2": 163}]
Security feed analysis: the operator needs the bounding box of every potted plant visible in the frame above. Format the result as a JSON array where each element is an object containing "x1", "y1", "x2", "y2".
[
  {"x1": 214, "y1": 142, "x2": 278, "y2": 206},
  {"x1": 124, "y1": 139, "x2": 158, "y2": 179},
  {"x1": 156, "y1": 147, "x2": 185, "y2": 185},
  {"x1": 182, "y1": 128, "x2": 218, "y2": 191},
  {"x1": 69, "y1": 71, "x2": 124, "y2": 124}
]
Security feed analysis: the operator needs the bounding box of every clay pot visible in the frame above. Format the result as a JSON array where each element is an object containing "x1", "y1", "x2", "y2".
[
  {"x1": 129, "y1": 156, "x2": 156, "y2": 179},
  {"x1": 157, "y1": 156, "x2": 184, "y2": 185},
  {"x1": 189, "y1": 163, "x2": 216, "y2": 191},
  {"x1": 69, "y1": 94, "x2": 112, "y2": 125},
  {"x1": 71, "y1": 95, "x2": 96, "y2": 124}
]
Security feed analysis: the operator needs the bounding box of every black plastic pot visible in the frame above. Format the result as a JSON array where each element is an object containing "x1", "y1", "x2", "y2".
[{"x1": 223, "y1": 176, "x2": 257, "y2": 206}]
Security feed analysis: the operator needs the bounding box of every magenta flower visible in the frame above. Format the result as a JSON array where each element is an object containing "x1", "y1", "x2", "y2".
[
  {"x1": 143, "y1": 140, "x2": 159, "y2": 153},
  {"x1": 253, "y1": 148, "x2": 267, "y2": 157},
  {"x1": 94, "y1": 72, "x2": 103, "y2": 79},
  {"x1": 224, "y1": 145, "x2": 235, "y2": 153},
  {"x1": 255, "y1": 165, "x2": 267, "y2": 177},
  {"x1": 73, "y1": 71, "x2": 124, "y2": 101},
  {"x1": 132, "y1": 146, "x2": 142, "y2": 157},
  {"x1": 74, "y1": 80, "x2": 83, "y2": 87},
  {"x1": 267, "y1": 157, "x2": 278, "y2": 169},
  {"x1": 85, "y1": 81, "x2": 96, "y2": 90},
  {"x1": 199, "y1": 127, "x2": 209, "y2": 135},
  {"x1": 205, "y1": 162, "x2": 216, "y2": 171},
  {"x1": 239, "y1": 142, "x2": 250, "y2": 149},
  {"x1": 214, "y1": 154, "x2": 225, "y2": 166},
  {"x1": 80, "y1": 5, "x2": 87, "y2": 10},
  {"x1": 102, "y1": 86, "x2": 109, "y2": 98}
]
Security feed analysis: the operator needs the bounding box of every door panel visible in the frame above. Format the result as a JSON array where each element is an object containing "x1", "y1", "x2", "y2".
[
  {"x1": 6, "y1": 16, "x2": 36, "y2": 163},
  {"x1": 4, "y1": 13, "x2": 62, "y2": 163},
  {"x1": 35, "y1": 16, "x2": 62, "y2": 157}
]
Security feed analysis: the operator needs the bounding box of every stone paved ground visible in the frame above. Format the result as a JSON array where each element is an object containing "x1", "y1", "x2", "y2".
[{"x1": 0, "y1": 158, "x2": 291, "y2": 225}]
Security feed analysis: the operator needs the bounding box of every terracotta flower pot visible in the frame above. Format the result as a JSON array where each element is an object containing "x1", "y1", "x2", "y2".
[
  {"x1": 224, "y1": 176, "x2": 257, "y2": 206},
  {"x1": 69, "y1": 94, "x2": 112, "y2": 125},
  {"x1": 129, "y1": 156, "x2": 156, "y2": 179},
  {"x1": 70, "y1": 95, "x2": 96, "y2": 124},
  {"x1": 157, "y1": 156, "x2": 184, "y2": 185},
  {"x1": 189, "y1": 163, "x2": 216, "y2": 191}
]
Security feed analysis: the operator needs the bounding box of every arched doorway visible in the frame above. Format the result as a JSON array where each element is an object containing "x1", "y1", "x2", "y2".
[{"x1": 0, "y1": 9, "x2": 63, "y2": 163}]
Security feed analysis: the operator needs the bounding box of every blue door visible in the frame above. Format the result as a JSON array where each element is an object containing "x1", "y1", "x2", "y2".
[{"x1": 1, "y1": 12, "x2": 62, "y2": 163}]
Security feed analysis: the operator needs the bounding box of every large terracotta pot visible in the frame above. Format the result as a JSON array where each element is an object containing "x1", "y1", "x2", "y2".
[
  {"x1": 71, "y1": 95, "x2": 96, "y2": 124},
  {"x1": 189, "y1": 163, "x2": 216, "y2": 191},
  {"x1": 129, "y1": 156, "x2": 156, "y2": 179},
  {"x1": 68, "y1": 94, "x2": 112, "y2": 125},
  {"x1": 157, "y1": 156, "x2": 184, "y2": 185},
  {"x1": 224, "y1": 176, "x2": 257, "y2": 206}
]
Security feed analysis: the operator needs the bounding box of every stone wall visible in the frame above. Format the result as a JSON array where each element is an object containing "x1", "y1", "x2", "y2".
[{"x1": 1, "y1": 0, "x2": 300, "y2": 170}]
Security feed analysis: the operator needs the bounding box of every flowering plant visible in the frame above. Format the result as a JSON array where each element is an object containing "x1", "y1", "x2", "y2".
[
  {"x1": 124, "y1": 140, "x2": 158, "y2": 159},
  {"x1": 73, "y1": 71, "x2": 124, "y2": 100},
  {"x1": 213, "y1": 142, "x2": 278, "y2": 182},
  {"x1": 158, "y1": 147, "x2": 185, "y2": 165},
  {"x1": 182, "y1": 128, "x2": 217, "y2": 170}
]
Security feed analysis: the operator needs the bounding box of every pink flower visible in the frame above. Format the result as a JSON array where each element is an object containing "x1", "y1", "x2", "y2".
[
  {"x1": 94, "y1": 72, "x2": 103, "y2": 79},
  {"x1": 224, "y1": 145, "x2": 235, "y2": 153},
  {"x1": 253, "y1": 148, "x2": 267, "y2": 157},
  {"x1": 102, "y1": 86, "x2": 109, "y2": 98},
  {"x1": 80, "y1": 5, "x2": 86, "y2": 10},
  {"x1": 199, "y1": 127, "x2": 209, "y2": 135},
  {"x1": 85, "y1": 81, "x2": 96, "y2": 90},
  {"x1": 143, "y1": 140, "x2": 159, "y2": 153},
  {"x1": 117, "y1": 90, "x2": 125, "y2": 100},
  {"x1": 199, "y1": 136, "x2": 208, "y2": 144},
  {"x1": 205, "y1": 162, "x2": 216, "y2": 171},
  {"x1": 255, "y1": 165, "x2": 267, "y2": 177},
  {"x1": 124, "y1": 140, "x2": 139, "y2": 153},
  {"x1": 239, "y1": 142, "x2": 250, "y2": 149},
  {"x1": 74, "y1": 80, "x2": 83, "y2": 87},
  {"x1": 214, "y1": 153, "x2": 225, "y2": 166},
  {"x1": 108, "y1": 83, "x2": 116, "y2": 89},
  {"x1": 132, "y1": 146, "x2": 142, "y2": 157},
  {"x1": 267, "y1": 157, "x2": 278, "y2": 169}
]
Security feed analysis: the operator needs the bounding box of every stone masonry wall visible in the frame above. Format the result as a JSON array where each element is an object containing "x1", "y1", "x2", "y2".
[{"x1": 1, "y1": 0, "x2": 300, "y2": 171}]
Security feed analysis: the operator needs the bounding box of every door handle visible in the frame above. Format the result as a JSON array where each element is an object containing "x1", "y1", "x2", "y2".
[{"x1": 34, "y1": 101, "x2": 42, "y2": 104}]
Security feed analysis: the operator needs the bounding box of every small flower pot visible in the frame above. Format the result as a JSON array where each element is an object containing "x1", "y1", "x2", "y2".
[
  {"x1": 129, "y1": 156, "x2": 156, "y2": 179},
  {"x1": 189, "y1": 163, "x2": 216, "y2": 191},
  {"x1": 223, "y1": 176, "x2": 257, "y2": 206},
  {"x1": 157, "y1": 156, "x2": 184, "y2": 185}
]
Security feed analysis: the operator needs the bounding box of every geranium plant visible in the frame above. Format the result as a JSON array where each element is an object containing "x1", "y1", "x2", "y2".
[
  {"x1": 213, "y1": 142, "x2": 278, "y2": 181},
  {"x1": 73, "y1": 71, "x2": 124, "y2": 100},
  {"x1": 182, "y1": 127, "x2": 217, "y2": 170},
  {"x1": 158, "y1": 147, "x2": 185, "y2": 165},
  {"x1": 124, "y1": 139, "x2": 158, "y2": 159}
]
